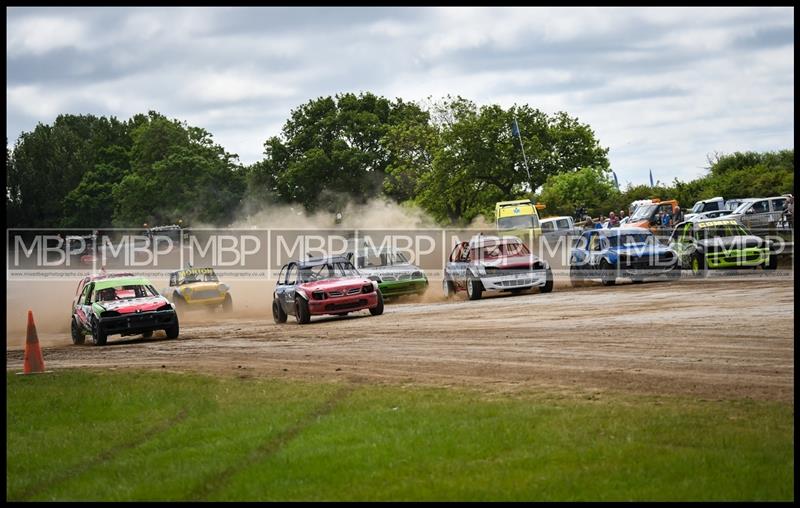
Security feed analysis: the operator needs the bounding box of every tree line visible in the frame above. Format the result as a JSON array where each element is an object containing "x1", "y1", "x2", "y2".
[{"x1": 5, "y1": 92, "x2": 793, "y2": 229}]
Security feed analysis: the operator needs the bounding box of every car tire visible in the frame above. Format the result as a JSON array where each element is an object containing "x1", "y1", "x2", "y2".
[
  {"x1": 690, "y1": 253, "x2": 708, "y2": 278},
  {"x1": 667, "y1": 264, "x2": 682, "y2": 280},
  {"x1": 142, "y1": 330, "x2": 153, "y2": 339},
  {"x1": 273, "y1": 299, "x2": 287, "y2": 324},
  {"x1": 71, "y1": 319, "x2": 85, "y2": 345},
  {"x1": 442, "y1": 278, "x2": 455, "y2": 298},
  {"x1": 92, "y1": 320, "x2": 107, "y2": 346},
  {"x1": 295, "y1": 297, "x2": 311, "y2": 325},
  {"x1": 222, "y1": 293, "x2": 233, "y2": 313},
  {"x1": 466, "y1": 276, "x2": 483, "y2": 300},
  {"x1": 540, "y1": 267, "x2": 554, "y2": 293},
  {"x1": 764, "y1": 254, "x2": 778, "y2": 270},
  {"x1": 369, "y1": 291, "x2": 385, "y2": 316},
  {"x1": 600, "y1": 260, "x2": 616, "y2": 286}
]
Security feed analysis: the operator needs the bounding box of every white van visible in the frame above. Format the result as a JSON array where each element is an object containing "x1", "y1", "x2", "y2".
[{"x1": 540, "y1": 216, "x2": 578, "y2": 237}]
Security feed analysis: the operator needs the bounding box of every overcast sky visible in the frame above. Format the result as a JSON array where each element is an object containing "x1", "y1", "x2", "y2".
[{"x1": 6, "y1": 6, "x2": 794, "y2": 187}]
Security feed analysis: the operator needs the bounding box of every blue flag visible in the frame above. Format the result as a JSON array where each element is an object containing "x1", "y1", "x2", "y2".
[
  {"x1": 612, "y1": 171, "x2": 619, "y2": 190},
  {"x1": 649, "y1": 169, "x2": 654, "y2": 187},
  {"x1": 511, "y1": 118, "x2": 520, "y2": 138}
]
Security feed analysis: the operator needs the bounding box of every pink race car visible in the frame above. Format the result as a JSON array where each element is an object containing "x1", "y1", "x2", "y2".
[{"x1": 272, "y1": 256, "x2": 384, "y2": 325}]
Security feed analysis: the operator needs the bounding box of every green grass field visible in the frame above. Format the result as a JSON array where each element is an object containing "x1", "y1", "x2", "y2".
[{"x1": 6, "y1": 369, "x2": 794, "y2": 501}]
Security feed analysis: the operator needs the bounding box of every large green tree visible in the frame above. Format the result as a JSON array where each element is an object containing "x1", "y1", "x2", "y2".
[
  {"x1": 413, "y1": 97, "x2": 610, "y2": 224},
  {"x1": 7, "y1": 114, "x2": 129, "y2": 228},
  {"x1": 252, "y1": 93, "x2": 429, "y2": 213},
  {"x1": 538, "y1": 166, "x2": 621, "y2": 217},
  {"x1": 112, "y1": 114, "x2": 244, "y2": 226}
]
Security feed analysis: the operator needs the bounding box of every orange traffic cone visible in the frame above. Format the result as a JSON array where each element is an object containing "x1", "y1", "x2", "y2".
[{"x1": 22, "y1": 310, "x2": 46, "y2": 374}]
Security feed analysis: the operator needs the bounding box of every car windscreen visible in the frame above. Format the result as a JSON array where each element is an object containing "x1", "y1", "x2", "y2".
[
  {"x1": 472, "y1": 241, "x2": 530, "y2": 259},
  {"x1": 607, "y1": 233, "x2": 655, "y2": 247},
  {"x1": 298, "y1": 261, "x2": 359, "y2": 282},
  {"x1": 178, "y1": 269, "x2": 218, "y2": 284},
  {"x1": 94, "y1": 284, "x2": 158, "y2": 302},
  {"x1": 731, "y1": 201, "x2": 754, "y2": 215},
  {"x1": 497, "y1": 215, "x2": 538, "y2": 230},
  {"x1": 698, "y1": 224, "x2": 749, "y2": 238},
  {"x1": 630, "y1": 204, "x2": 657, "y2": 221},
  {"x1": 356, "y1": 249, "x2": 410, "y2": 267}
]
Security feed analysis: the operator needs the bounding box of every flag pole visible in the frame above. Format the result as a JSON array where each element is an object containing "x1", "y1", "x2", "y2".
[{"x1": 513, "y1": 117, "x2": 532, "y2": 190}]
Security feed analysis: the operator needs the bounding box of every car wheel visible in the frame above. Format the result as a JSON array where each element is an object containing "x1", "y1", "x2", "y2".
[
  {"x1": 764, "y1": 254, "x2": 778, "y2": 270},
  {"x1": 70, "y1": 319, "x2": 85, "y2": 345},
  {"x1": 466, "y1": 276, "x2": 482, "y2": 300},
  {"x1": 600, "y1": 260, "x2": 616, "y2": 286},
  {"x1": 92, "y1": 320, "x2": 107, "y2": 346},
  {"x1": 295, "y1": 298, "x2": 311, "y2": 325},
  {"x1": 442, "y1": 278, "x2": 455, "y2": 298},
  {"x1": 165, "y1": 313, "x2": 179, "y2": 339},
  {"x1": 222, "y1": 293, "x2": 233, "y2": 313},
  {"x1": 690, "y1": 253, "x2": 708, "y2": 278},
  {"x1": 272, "y1": 299, "x2": 287, "y2": 324},
  {"x1": 142, "y1": 330, "x2": 153, "y2": 339},
  {"x1": 540, "y1": 267, "x2": 554, "y2": 293},
  {"x1": 667, "y1": 264, "x2": 682, "y2": 280},
  {"x1": 369, "y1": 290, "x2": 384, "y2": 316}
]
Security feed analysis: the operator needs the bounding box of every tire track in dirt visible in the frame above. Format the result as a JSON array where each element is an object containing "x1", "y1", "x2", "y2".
[
  {"x1": 186, "y1": 384, "x2": 356, "y2": 500},
  {"x1": 14, "y1": 408, "x2": 190, "y2": 501}
]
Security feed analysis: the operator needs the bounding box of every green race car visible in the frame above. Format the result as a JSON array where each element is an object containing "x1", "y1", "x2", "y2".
[
  {"x1": 346, "y1": 247, "x2": 428, "y2": 299},
  {"x1": 71, "y1": 275, "x2": 179, "y2": 346},
  {"x1": 669, "y1": 218, "x2": 778, "y2": 276}
]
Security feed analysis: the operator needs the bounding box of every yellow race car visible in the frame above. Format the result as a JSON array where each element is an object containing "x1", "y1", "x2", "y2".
[{"x1": 163, "y1": 267, "x2": 232, "y2": 312}]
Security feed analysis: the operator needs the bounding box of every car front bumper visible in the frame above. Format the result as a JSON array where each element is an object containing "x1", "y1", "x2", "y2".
[
  {"x1": 99, "y1": 310, "x2": 178, "y2": 336},
  {"x1": 378, "y1": 278, "x2": 428, "y2": 297},
  {"x1": 479, "y1": 269, "x2": 548, "y2": 291},
  {"x1": 308, "y1": 291, "x2": 379, "y2": 315},
  {"x1": 705, "y1": 247, "x2": 769, "y2": 268}
]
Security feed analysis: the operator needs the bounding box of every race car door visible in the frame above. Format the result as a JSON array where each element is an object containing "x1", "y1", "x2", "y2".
[
  {"x1": 669, "y1": 222, "x2": 695, "y2": 268},
  {"x1": 75, "y1": 282, "x2": 95, "y2": 329},
  {"x1": 275, "y1": 263, "x2": 298, "y2": 314},
  {"x1": 446, "y1": 242, "x2": 470, "y2": 290}
]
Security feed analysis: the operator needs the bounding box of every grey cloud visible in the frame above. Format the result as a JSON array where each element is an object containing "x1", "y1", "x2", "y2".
[{"x1": 6, "y1": 6, "x2": 794, "y2": 185}]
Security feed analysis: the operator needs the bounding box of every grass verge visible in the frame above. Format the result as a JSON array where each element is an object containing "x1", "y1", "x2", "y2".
[{"x1": 6, "y1": 369, "x2": 793, "y2": 501}]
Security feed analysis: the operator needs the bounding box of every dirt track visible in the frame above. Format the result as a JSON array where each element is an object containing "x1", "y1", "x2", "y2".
[{"x1": 6, "y1": 275, "x2": 794, "y2": 402}]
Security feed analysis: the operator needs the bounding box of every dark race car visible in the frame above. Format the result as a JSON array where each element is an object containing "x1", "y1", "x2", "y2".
[
  {"x1": 71, "y1": 275, "x2": 178, "y2": 345},
  {"x1": 569, "y1": 227, "x2": 680, "y2": 286},
  {"x1": 272, "y1": 256, "x2": 384, "y2": 325}
]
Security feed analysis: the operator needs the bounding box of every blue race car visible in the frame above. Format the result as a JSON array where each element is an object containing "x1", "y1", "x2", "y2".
[{"x1": 568, "y1": 227, "x2": 681, "y2": 286}]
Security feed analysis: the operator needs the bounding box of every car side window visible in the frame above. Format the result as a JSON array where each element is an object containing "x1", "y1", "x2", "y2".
[
  {"x1": 169, "y1": 273, "x2": 177, "y2": 287},
  {"x1": 285, "y1": 265, "x2": 298, "y2": 285},
  {"x1": 752, "y1": 200, "x2": 769, "y2": 213},
  {"x1": 556, "y1": 219, "x2": 570, "y2": 229},
  {"x1": 449, "y1": 244, "x2": 462, "y2": 262},
  {"x1": 575, "y1": 235, "x2": 588, "y2": 250},
  {"x1": 541, "y1": 221, "x2": 555, "y2": 232},
  {"x1": 277, "y1": 265, "x2": 287, "y2": 284},
  {"x1": 771, "y1": 199, "x2": 786, "y2": 212},
  {"x1": 83, "y1": 283, "x2": 94, "y2": 305},
  {"x1": 589, "y1": 234, "x2": 601, "y2": 251}
]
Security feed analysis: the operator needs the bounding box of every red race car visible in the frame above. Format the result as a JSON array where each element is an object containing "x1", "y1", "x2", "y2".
[{"x1": 272, "y1": 256, "x2": 384, "y2": 325}]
